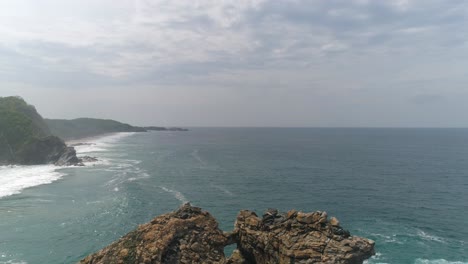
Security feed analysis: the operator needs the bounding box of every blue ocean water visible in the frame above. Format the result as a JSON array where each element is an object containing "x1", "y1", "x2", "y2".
[{"x1": 0, "y1": 128, "x2": 467, "y2": 264}]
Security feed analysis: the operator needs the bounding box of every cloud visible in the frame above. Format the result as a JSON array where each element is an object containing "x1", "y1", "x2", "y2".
[
  {"x1": 0, "y1": 0, "x2": 466, "y2": 83},
  {"x1": 0, "y1": 0, "x2": 468, "y2": 126}
]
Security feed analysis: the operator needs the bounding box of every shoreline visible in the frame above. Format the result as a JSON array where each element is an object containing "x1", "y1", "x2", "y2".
[{"x1": 65, "y1": 132, "x2": 137, "y2": 146}]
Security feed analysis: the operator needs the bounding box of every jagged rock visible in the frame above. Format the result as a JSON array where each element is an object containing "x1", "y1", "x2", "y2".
[
  {"x1": 16, "y1": 136, "x2": 82, "y2": 166},
  {"x1": 55, "y1": 147, "x2": 83, "y2": 166},
  {"x1": 80, "y1": 156, "x2": 99, "y2": 163},
  {"x1": 79, "y1": 203, "x2": 228, "y2": 264},
  {"x1": 233, "y1": 209, "x2": 375, "y2": 264},
  {"x1": 329, "y1": 217, "x2": 340, "y2": 227},
  {"x1": 80, "y1": 205, "x2": 375, "y2": 264}
]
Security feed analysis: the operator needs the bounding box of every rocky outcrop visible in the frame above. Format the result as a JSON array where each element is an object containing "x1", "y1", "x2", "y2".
[
  {"x1": 16, "y1": 136, "x2": 82, "y2": 166},
  {"x1": 80, "y1": 204, "x2": 374, "y2": 264},
  {"x1": 0, "y1": 96, "x2": 82, "y2": 166},
  {"x1": 54, "y1": 145, "x2": 83, "y2": 166},
  {"x1": 233, "y1": 209, "x2": 375, "y2": 264},
  {"x1": 79, "y1": 203, "x2": 228, "y2": 264}
]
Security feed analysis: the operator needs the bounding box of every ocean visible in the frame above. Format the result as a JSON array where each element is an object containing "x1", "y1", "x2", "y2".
[{"x1": 0, "y1": 128, "x2": 467, "y2": 264}]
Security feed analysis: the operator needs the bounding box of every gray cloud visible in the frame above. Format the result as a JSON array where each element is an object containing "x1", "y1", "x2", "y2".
[{"x1": 0, "y1": 0, "x2": 468, "y2": 126}]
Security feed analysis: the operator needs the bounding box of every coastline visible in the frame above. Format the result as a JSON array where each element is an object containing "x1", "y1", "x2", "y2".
[
  {"x1": 0, "y1": 132, "x2": 136, "y2": 200},
  {"x1": 65, "y1": 132, "x2": 137, "y2": 146}
]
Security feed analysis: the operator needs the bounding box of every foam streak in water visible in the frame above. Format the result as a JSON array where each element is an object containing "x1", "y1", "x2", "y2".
[
  {"x1": 414, "y1": 259, "x2": 468, "y2": 264},
  {"x1": 416, "y1": 230, "x2": 446, "y2": 243},
  {"x1": 191, "y1": 149, "x2": 206, "y2": 166},
  {"x1": 160, "y1": 187, "x2": 188, "y2": 204},
  {"x1": 211, "y1": 184, "x2": 234, "y2": 196}
]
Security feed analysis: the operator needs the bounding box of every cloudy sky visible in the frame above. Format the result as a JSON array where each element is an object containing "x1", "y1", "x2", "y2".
[{"x1": 0, "y1": 0, "x2": 467, "y2": 127}]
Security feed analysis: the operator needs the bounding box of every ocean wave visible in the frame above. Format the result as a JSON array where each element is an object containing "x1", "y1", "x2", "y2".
[
  {"x1": 71, "y1": 132, "x2": 136, "y2": 154},
  {"x1": 0, "y1": 133, "x2": 136, "y2": 199},
  {"x1": 160, "y1": 186, "x2": 188, "y2": 204},
  {"x1": 414, "y1": 259, "x2": 468, "y2": 264},
  {"x1": 127, "y1": 172, "x2": 150, "y2": 182},
  {"x1": 0, "y1": 165, "x2": 65, "y2": 198},
  {"x1": 415, "y1": 229, "x2": 446, "y2": 244},
  {"x1": 363, "y1": 252, "x2": 388, "y2": 264},
  {"x1": 0, "y1": 261, "x2": 27, "y2": 264},
  {"x1": 368, "y1": 233, "x2": 402, "y2": 244},
  {"x1": 0, "y1": 252, "x2": 27, "y2": 264}
]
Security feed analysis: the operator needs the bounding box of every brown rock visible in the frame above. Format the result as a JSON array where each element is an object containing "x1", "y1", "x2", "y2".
[
  {"x1": 79, "y1": 203, "x2": 227, "y2": 264},
  {"x1": 80, "y1": 205, "x2": 375, "y2": 264},
  {"x1": 329, "y1": 217, "x2": 340, "y2": 226},
  {"x1": 296, "y1": 212, "x2": 315, "y2": 224},
  {"x1": 287, "y1": 209, "x2": 297, "y2": 219},
  {"x1": 233, "y1": 209, "x2": 374, "y2": 264}
]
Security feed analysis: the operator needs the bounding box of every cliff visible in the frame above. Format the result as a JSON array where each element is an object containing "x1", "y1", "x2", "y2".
[
  {"x1": 45, "y1": 118, "x2": 147, "y2": 140},
  {"x1": 0, "y1": 96, "x2": 80, "y2": 166},
  {"x1": 45, "y1": 118, "x2": 188, "y2": 140},
  {"x1": 80, "y1": 204, "x2": 374, "y2": 264}
]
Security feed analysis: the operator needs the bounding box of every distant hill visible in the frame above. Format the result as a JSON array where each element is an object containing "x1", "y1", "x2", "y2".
[
  {"x1": 0, "y1": 96, "x2": 79, "y2": 165},
  {"x1": 45, "y1": 118, "x2": 147, "y2": 140}
]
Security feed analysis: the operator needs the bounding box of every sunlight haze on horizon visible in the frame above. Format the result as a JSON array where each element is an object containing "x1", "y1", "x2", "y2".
[{"x1": 0, "y1": 0, "x2": 467, "y2": 127}]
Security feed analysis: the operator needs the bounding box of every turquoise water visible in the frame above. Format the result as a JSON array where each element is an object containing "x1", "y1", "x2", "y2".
[{"x1": 0, "y1": 128, "x2": 467, "y2": 263}]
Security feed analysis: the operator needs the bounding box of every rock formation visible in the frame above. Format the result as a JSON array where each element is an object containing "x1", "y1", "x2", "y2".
[
  {"x1": 232, "y1": 209, "x2": 375, "y2": 264},
  {"x1": 79, "y1": 203, "x2": 228, "y2": 264},
  {"x1": 0, "y1": 96, "x2": 82, "y2": 166},
  {"x1": 17, "y1": 135, "x2": 83, "y2": 166},
  {"x1": 80, "y1": 204, "x2": 375, "y2": 264}
]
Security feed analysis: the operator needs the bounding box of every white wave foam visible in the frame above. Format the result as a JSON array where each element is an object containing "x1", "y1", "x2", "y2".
[
  {"x1": 0, "y1": 261, "x2": 27, "y2": 264},
  {"x1": 160, "y1": 186, "x2": 188, "y2": 204},
  {"x1": 416, "y1": 230, "x2": 446, "y2": 243},
  {"x1": 0, "y1": 165, "x2": 65, "y2": 198},
  {"x1": 363, "y1": 252, "x2": 388, "y2": 264},
  {"x1": 368, "y1": 232, "x2": 402, "y2": 244},
  {"x1": 414, "y1": 259, "x2": 468, "y2": 264},
  {"x1": 0, "y1": 251, "x2": 27, "y2": 263},
  {"x1": 127, "y1": 172, "x2": 150, "y2": 182},
  {"x1": 70, "y1": 132, "x2": 136, "y2": 154}
]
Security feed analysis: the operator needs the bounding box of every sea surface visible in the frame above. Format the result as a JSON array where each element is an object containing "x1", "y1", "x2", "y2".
[{"x1": 0, "y1": 128, "x2": 467, "y2": 264}]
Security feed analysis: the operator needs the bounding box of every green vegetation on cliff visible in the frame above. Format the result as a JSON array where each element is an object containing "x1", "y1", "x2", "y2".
[
  {"x1": 45, "y1": 118, "x2": 146, "y2": 140},
  {"x1": 0, "y1": 96, "x2": 81, "y2": 165},
  {"x1": 0, "y1": 96, "x2": 54, "y2": 163}
]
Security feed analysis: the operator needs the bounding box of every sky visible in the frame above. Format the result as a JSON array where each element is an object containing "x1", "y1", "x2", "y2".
[{"x1": 0, "y1": 0, "x2": 467, "y2": 127}]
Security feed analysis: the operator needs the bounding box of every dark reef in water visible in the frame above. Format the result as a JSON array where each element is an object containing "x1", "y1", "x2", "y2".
[{"x1": 80, "y1": 204, "x2": 375, "y2": 264}]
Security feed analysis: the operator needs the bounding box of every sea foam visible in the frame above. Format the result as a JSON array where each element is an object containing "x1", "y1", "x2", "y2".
[
  {"x1": 71, "y1": 132, "x2": 136, "y2": 154},
  {"x1": 414, "y1": 259, "x2": 468, "y2": 264},
  {"x1": 160, "y1": 186, "x2": 189, "y2": 204},
  {"x1": 0, "y1": 165, "x2": 65, "y2": 198},
  {"x1": 0, "y1": 132, "x2": 136, "y2": 199}
]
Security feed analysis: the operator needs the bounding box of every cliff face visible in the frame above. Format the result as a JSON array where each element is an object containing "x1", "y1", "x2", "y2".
[
  {"x1": 0, "y1": 96, "x2": 81, "y2": 166},
  {"x1": 80, "y1": 204, "x2": 375, "y2": 264},
  {"x1": 16, "y1": 136, "x2": 82, "y2": 166},
  {"x1": 45, "y1": 118, "x2": 147, "y2": 141}
]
